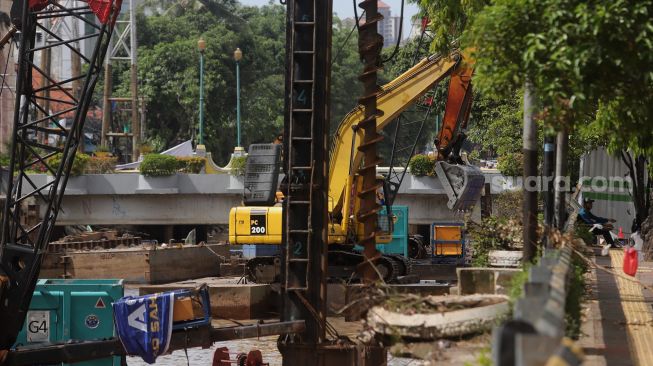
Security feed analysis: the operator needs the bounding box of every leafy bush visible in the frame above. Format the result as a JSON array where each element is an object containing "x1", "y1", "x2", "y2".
[
  {"x1": 0, "y1": 153, "x2": 10, "y2": 167},
  {"x1": 85, "y1": 156, "x2": 117, "y2": 174},
  {"x1": 24, "y1": 162, "x2": 48, "y2": 174},
  {"x1": 177, "y1": 157, "x2": 205, "y2": 174},
  {"x1": 493, "y1": 190, "x2": 523, "y2": 220},
  {"x1": 139, "y1": 154, "x2": 179, "y2": 177},
  {"x1": 408, "y1": 154, "x2": 435, "y2": 177},
  {"x1": 508, "y1": 266, "x2": 530, "y2": 309},
  {"x1": 573, "y1": 222, "x2": 595, "y2": 245},
  {"x1": 541, "y1": 229, "x2": 588, "y2": 339},
  {"x1": 566, "y1": 253, "x2": 587, "y2": 339},
  {"x1": 230, "y1": 155, "x2": 247, "y2": 176},
  {"x1": 464, "y1": 348, "x2": 493, "y2": 366},
  {"x1": 94, "y1": 145, "x2": 110, "y2": 153},
  {"x1": 497, "y1": 152, "x2": 523, "y2": 177},
  {"x1": 48, "y1": 153, "x2": 90, "y2": 176},
  {"x1": 467, "y1": 216, "x2": 524, "y2": 266},
  {"x1": 139, "y1": 142, "x2": 154, "y2": 155}
]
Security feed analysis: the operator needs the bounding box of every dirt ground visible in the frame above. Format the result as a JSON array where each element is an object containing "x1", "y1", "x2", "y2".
[{"x1": 125, "y1": 317, "x2": 490, "y2": 365}]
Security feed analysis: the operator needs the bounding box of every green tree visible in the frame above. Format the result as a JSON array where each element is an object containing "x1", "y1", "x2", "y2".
[
  {"x1": 331, "y1": 17, "x2": 362, "y2": 130},
  {"x1": 109, "y1": 2, "x2": 287, "y2": 164},
  {"x1": 417, "y1": 0, "x2": 652, "y2": 225},
  {"x1": 109, "y1": 1, "x2": 365, "y2": 165},
  {"x1": 466, "y1": 94, "x2": 523, "y2": 175}
]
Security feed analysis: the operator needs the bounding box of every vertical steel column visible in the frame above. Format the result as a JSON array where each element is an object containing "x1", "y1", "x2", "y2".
[
  {"x1": 38, "y1": 0, "x2": 82, "y2": 146},
  {"x1": 38, "y1": 21, "x2": 50, "y2": 145},
  {"x1": 70, "y1": 0, "x2": 81, "y2": 97},
  {"x1": 522, "y1": 83, "x2": 538, "y2": 263},
  {"x1": 101, "y1": 51, "x2": 111, "y2": 147},
  {"x1": 101, "y1": 0, "x2": 139, "y2": 160},
  {"x1": 70, "y1": 0, "x2": 82, "y2": 152},
  {"x1": 543, "y1": 135, "x2": 555, "y2": 236},
  {"x1": 129, "y1": 0, "x2": 139, "y2": 159},
  {"x1": 356, "y1": 0, "x2": 383, "y2": 282},
  {"x1": 555, "y1": 128, "x2": 569, "y2": 229}
]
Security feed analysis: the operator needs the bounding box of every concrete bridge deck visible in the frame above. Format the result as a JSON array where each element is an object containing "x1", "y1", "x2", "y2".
[{"x1": 20, "y1": 170, "x2": 510, "y2": 226}]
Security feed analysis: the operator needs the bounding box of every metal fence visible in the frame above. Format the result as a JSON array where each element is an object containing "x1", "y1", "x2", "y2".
[{"x1": 491, "y1": 245, "x2": 584, "y2": 366}]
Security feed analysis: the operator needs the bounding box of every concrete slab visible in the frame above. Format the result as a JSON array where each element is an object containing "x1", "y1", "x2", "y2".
[
  {"x1": 456, "y1": 267, "x2": 521, "y2": 295},
  {"x1": 336, "y1": 281, "x2": 452, "y2": 320},
  {"x1": 327, "y1": 283, "x2": 348, "y2": 316},
  {"x1": 41, "y1": 244, "x2": 223, "y2": 283},
  {"x1": 387, "y1": 280, "x2": 451, "y2": 296},
  {"x1": 27, "y1": 171, "x2": 510, "y2": 227},
  {"x1": 412, "y1": 263, "x2": 458, "y2": 281},
  {"x1": 139, "y1": 277, "x2": 276, "y2": 320}
]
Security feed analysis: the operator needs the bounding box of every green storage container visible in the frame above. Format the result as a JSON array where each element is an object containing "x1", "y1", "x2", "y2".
[
  {"x1": 16, "y1": 279, "x2": 124, "y2": 366},
  {"x1": 355, "y1": 205, "x2": 409, "y2": 256}
]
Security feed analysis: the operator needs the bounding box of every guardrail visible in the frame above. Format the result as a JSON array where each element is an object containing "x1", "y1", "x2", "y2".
[{"x1": 491, "y1": 245, "x2": 584, "y2": 366}]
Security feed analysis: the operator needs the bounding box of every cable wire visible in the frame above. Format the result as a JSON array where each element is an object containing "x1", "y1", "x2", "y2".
[
  {"x1": 332, "y1": 10, "x2": 365, "y2": 67},
  {"x1": 352, "y1": 0, "x2": 360, "y2": 32},
  {"x1": 382, "y1": 0, "x2": 405, "y2": 63}
]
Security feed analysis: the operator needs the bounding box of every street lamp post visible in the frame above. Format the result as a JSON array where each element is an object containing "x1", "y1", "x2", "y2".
[
  {"x1": 234, "y1": 47, "x2": 242, "y2": 148},
  {"x1": 198, "y1": 38, "x2": 206, "y2": 146}
]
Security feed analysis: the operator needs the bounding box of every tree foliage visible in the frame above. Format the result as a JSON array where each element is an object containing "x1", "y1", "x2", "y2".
[
  {"x1": 419, "y1": 0, "x2": 653, "y2": 159},
  {"x1": 132, "y1": 2, "x2": 286, "y2": 164},
  {"x1": 466, "y1": 91, "x2": 601, "y2": 177},
  {"x1": 417, "y1": 0, "x2": 652, "y2": 229},
  {"x1": 110, "y1": 1, "x2": 363, "y2": 165},
  {"x1": 331, "y1": 17, "x2": 364, "y2": 133}
]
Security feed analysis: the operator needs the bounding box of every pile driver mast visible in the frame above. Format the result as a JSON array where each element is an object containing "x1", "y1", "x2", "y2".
[
  {"x1": 278, "y1": 0, "x2": 387, "y2": 364},
  {"x1": 278, "y1": 0, "x2": 332, "y2": 355}
]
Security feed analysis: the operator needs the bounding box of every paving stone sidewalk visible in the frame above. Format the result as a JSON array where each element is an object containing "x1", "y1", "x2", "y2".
[{"x1": 578, "y1": 249, "x2": 653, "y2": 366}]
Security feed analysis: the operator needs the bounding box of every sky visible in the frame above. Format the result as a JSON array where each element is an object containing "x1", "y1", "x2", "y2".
[{"x1": 239, "y1": 0, "x2": 420, "y2": 38}]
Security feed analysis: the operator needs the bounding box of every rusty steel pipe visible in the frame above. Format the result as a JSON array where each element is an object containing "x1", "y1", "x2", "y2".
[{"x1": 356, "y1": 0, "x2": 384, "y2": 282}]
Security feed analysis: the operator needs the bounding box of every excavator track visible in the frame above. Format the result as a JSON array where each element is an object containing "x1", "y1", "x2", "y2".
[
  {"x1": 245, "y1": 250, "x2": 410, "y2": 284},
  {"x1": 384, "y1": 253, "x2": 412, "y2": 277},
  {"x1": 245, "y1": 256, "x2": 281, "y2": 284},
  {"x1": 328, "y1": 250, "x2": 400, "y2": 283}
]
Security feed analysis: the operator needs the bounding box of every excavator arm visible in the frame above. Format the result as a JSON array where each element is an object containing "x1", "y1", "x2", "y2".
[
  {"x1": 231, "y1": 50, "x2": 483, "y2": 247},
  {"x1": 330, "y1": 50, "x2": 482, "y2": 219},
  {"x1": 437, "y1": 62, "x2": 474, "y2": 159},
  {"x1": 329, "y1": 52, "x2": 463, "y2": 215}
]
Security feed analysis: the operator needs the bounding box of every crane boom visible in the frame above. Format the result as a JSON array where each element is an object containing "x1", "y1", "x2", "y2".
[{"x1": 0, "y1": 0, "x2": 121, "y2": 354}]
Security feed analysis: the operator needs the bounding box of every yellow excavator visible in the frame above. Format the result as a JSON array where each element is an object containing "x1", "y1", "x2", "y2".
[{"x1": 229, "y1": 50, "x2": 483, "y2": 283}]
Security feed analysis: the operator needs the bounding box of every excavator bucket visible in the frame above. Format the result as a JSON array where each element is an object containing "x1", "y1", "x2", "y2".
[{"x1": 435, "y1": 162, "x2": 485, "y2": 211}]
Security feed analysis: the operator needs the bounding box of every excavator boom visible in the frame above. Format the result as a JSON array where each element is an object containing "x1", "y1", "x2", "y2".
[
  {"x1": 329, "y1": 52, "x2": 462, "y2": 214},
  {"x1": 437, "y1": 62, "x2": 474, "y2": 156},
  {"x1": 433, "y1": 59, "x2": 485, "y2": 212},
  {"x1": 230, "y1": 49, "x2": 484, "y2": 282},
  {"x1": 330, "y1": 50, "x2": 482, "y2": 217}
]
